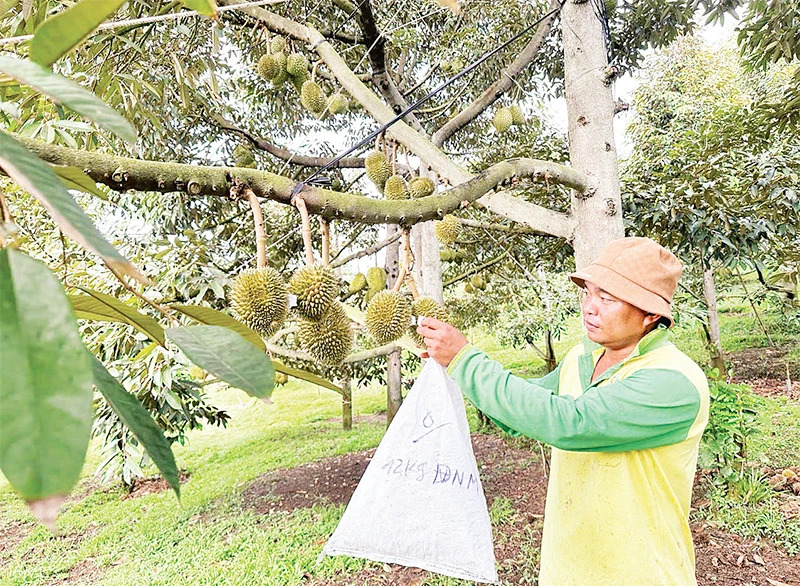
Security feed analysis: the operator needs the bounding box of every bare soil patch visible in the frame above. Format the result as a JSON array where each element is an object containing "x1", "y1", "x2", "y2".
[
  {"x1": 730, "y1": 347, "x2": 799, "y2": 381},
  {"x1": 121, "y1": 471, "x2": 190, "y2": 500},
  {"x1": 739, "y1": 376, "x2": 800, "y2": 402},
  {"x1": 244, "y1": 434, "x2": 800, "y2": 586},
  {"x1": 43, "y1": 558, "x2": 101, "y2": 585}
]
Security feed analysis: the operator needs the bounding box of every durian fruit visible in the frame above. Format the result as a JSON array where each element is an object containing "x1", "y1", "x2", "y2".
[
  {"x1": 384, "y1": 175, "x2": 409, "y2": 200},
  {"x1": 409, "y1": 296, "x2": 449, "y2": 346},
  {"x1": 270, "y1": 36, "x2": 286, "y2": 54},
  {"x1": 434, "y1": 214, "x2": 461, "y2": 245},
  {"x1": 365, "y1": 150, "x2": 391, "y2": 189},
  {"x1": 298, "y1": 301, "x2": 353, "y2": 366},
  {"x1": 464, "y1": 282, "x2": 474, "y2": 293},
  {"x1": 289, "y1": 67, "x2": 309, "y2": 93},
  {"x1": 439, "y1": 248, "x2": 453, "y2": 262},
  {"x1": 409, "y1": 176, "x2": 435, "y2": 198},
  {"x1": 349, "y1": 272, "x2": 367, "y2": 293},
  {"x1": 288, "y1": 264, "x2": 339, "y2": 321},
  {"x1": 232, "y1": 144, "x2": 256, "y2": 168},
  {"x1": 366, "y1": 266, "x2": 387, "y2": 291},
  {"x1": 188, "y1": 365, "x2": 206, "y2": 380},
  {"x1": 327, "y1": 93, "x2": 349, "y2": 115},
  {"x1": 274, "y1": 371, "x2": 289, "y2": 385},
  {"x1": 510, "y1": 104, "x2": 525, "y2": 125},
  {"x1": 286, "y1": 52, "x2": 309, "y2": 77},
  {"x1": 230, "y1": 267, "x2": 289, "y2": 337},
  {"x1": 269, "y1": 52, "x2": 288, "y2": 86},
  {"x1": 470, "y1": 275, "x2": 487, "y2": 290},
  {"x1": 492, "y1": 107, "x2": 513, "y2": 133},
  {"x1": 365, "y1": 290, "x2": 413, "y2": 344},
  {"x1": 300, "y1": 80, "x2": 326, "y2": 114},
  {"x1": 257, "y1": 54, "x2": 281, "y2": 81}
]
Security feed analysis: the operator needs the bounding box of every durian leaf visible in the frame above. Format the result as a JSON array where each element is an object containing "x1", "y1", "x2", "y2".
[
  {"x1": 0, "y1": 131, "x2": 145, "y2": 283},
  {"x1": 181, "y1": 0, "x2": 217, "y2": 16},
  {"x1": 29, "y1": 0, "x2": 126, "y2": 68},
  {"x1": 0, "y1": 248, "x2": 93, "y2": 501},
  {"x1": 341, "y1": 302, "x2": 420, "y2": 354},
  {"x1": 166, "y1": 326, "x2": 274, "y2": 398},
  {"x1": 170, "y1": 304, "x2": 264, "y2": 351},
  {"x1": 0, "y1": 57, "x2": 136, "y2": 144},
  {"x1": 70, "y1": 288, "x2": 166, "y2": 346},
  {"x1": 272, "y1": 361, "x2": 344, "y2": 396},
  {"x1": 51, "y1": 165, "x2": 108, "y2": 200},
  {"x1": 89, "y1": 353, "x2": 180, "y2": 498}
]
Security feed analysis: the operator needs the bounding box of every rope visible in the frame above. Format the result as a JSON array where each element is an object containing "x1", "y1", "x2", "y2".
[{"x1": 292, "y1": 1, "x2": 564, "y2": 198}]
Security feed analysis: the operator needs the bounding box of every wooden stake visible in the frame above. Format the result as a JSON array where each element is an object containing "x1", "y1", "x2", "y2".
[{"x1": 245, "y1": 188, "x2": 267, "y2": 269}]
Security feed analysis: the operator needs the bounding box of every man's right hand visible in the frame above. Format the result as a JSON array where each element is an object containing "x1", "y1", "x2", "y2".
[{"x1": 415, "y1": 318, "x2": 469, "y2": 367}]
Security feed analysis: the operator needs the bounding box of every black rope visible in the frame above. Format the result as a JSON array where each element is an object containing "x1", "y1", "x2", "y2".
[{"x1": 291, "y1": 2, "x2": 563, "y2": 199}]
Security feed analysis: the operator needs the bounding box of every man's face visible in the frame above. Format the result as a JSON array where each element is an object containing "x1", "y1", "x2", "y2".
[{"x1": 580, "y1": 281, "x2": 659, "y2": 350}]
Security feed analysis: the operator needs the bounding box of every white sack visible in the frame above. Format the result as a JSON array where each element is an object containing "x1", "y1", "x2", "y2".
[{"x1": 322, "y1": 359, "x2": 497, "y2": 583}]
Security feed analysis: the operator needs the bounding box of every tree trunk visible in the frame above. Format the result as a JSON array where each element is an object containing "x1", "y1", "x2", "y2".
[
  {"x1": 385, "y1": 224, "x2": 403, "y2": 423},
  {"x1": 418, "y1": 222, "x2": 444, "y2": 302},
  {"x1": 562, "y1": 0, "x2": 624, "y2": 269},
  {"x1": 702, "y1": 265, "x2": 727, "y2": 377},
  {"x1": 544, "y1": 329, "x2": 557, "y2": 373},
  {"x1": 341, "y1": 368, "x2": 352, "y2": 430}
]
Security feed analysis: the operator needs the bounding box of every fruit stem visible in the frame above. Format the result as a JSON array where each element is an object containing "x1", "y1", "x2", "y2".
[
  {"x1": 245, "y1": 188, "x2": 267, "y2": 269},
  {"x1": 320, "y1": 217, "x2": 330, "y2": 265},
  {"x1": 292, "y1": 195, "x2": 316, "y2": 265}
]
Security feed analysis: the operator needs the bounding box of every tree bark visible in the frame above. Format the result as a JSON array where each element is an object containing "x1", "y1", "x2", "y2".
[
  {"x1": 385, "y1": 224, "x2": 403, "y2": 423},
  {"x1": 544, "y1": 328, "x2": 557, "y2": 373},
  {"x1": 702, "y1": 265, "x2": 727, "y2": 377},
  {"x1": 562, "y1": 0, "x2": 624, "y2": 269},
  {"x1": 341, "y1": 367, "x2": 353, "y2": 430}
]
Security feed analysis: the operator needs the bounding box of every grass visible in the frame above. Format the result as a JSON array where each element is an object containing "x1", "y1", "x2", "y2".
[{"x1": 1, "y1": 298, "x2": 798, "y2": 584}]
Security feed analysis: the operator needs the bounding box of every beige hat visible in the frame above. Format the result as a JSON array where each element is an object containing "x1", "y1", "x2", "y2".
[{"x1": 569, "y1": 237, "x2": 682, "y2": 327}]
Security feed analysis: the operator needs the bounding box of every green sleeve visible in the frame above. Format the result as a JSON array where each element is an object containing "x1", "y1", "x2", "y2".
[{"x1": 447, "y1": 346, "x2": 701, "y2": 452}]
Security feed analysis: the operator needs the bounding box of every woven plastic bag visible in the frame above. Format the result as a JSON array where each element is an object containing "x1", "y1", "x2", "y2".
[{"x1": 322, "y1": 359, "x2": 497, "y2": 583}]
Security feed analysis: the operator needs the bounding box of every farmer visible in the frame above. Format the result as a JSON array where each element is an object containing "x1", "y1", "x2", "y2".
[{"x1": 416, "y1": 236, "x2": 709, "y2": 585}]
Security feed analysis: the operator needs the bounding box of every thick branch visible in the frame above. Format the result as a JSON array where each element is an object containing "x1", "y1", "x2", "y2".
[
  {"x1": 213, "y1": 113, "x2": 366, "y2": 168},
  {"x1": 456, "y1": 217, "x2": 540, "y2": 235},
  {"x1": 432, "y1": 0, "x2": 561, "y2": 147},
  {"x1": 18, "y1": 135, "x2": 585, "y2": 231}
]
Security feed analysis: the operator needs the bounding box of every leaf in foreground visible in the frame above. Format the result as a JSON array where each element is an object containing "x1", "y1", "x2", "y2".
[
  {"x1": 71, "y1": 288, "x2": 165, "y2": 345},
  {"x1": 166, "y1": 325, "x2": 274, "y2": 398},
  {"x1": 90, "y1": 354, "x2": 180, "y2": 497},
  {"x1": 0, "y1": 248, "x2": 92, "y2": 527}
]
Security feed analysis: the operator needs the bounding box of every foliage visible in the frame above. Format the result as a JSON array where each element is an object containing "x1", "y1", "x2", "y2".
[{"x1": 698, "y1": 375, "x2": 760, "y2": 485}]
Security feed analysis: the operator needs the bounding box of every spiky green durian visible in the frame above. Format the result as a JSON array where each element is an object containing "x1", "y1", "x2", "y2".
[
  {"x1": 327, "y1": 93, "x2": 349, "y2": 115},
  {"x1": 286, "y1": 52, "x2": 309, "y2": 77},
  {"x1": 510, "y1": 104, "x2": 525, "y2": 125},
  {"x1": 409, "y1": 297, "x2": 450, "y2": 346},
  {"x1": 383, "y1": 175, "x2": 409, "y2": 200},
  {"x1": 289, "y1": 67, "x2": 309, "y2": 93},
  {"x1": 366, "y1": 266, "x2": 387, "y2": 291},
  {"x1": 298, "y1": 302, "x2": 353, "y2": 366},
  {"x1": 230, "y1": 267, "x2": 289, "y2": 337},
  {"x1": 289, "y1": 264, "x2": 339, "y2": 321},
  {"x1": 365, "y1": 150, "x2": 391, "y2": 188},
  {"x1": 349, "y1": 272, "x2": 367, "y2": 293},
  {"x1": 300, "y1": 80, "x2": 326, "y2": 114},
  {"x1": 232, "y1": 144, "x2": 256, "y2": 168},
  {"x1": 257, "y1": 54, "x2": 281, "y2": 81},
  {"x1": 470, "y1": 275, "x2": 487, "y2": 290},
  {"x1": 434, "y1": 214, "x2": 461, "y2": 245},
  {"x1": 270, "y1": 36, "x2": 286, "y2": 54},
  {"x1": 492, "y1": 107, "x2": 513, "y2": 133},
  {"x1": 464, "y1": 282, "x2": 474, "y2": 293},
  {"x1": 365, "y1": 290, "x2": 412, "y2": 344},
  {"x1": 409, "y1": 176, "x2": 435, "y2": 198},
  {"x1": 188, "y1": 365, "x2": 206, "y2": 380},
  {"x1": 274, "y1": 371, "x2": 289, "y2": 385}
]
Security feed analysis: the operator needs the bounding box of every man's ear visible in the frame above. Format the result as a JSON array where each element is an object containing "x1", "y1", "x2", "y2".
[{"x1": 643, "y1": 313, "x2": 661, "y2": 328}]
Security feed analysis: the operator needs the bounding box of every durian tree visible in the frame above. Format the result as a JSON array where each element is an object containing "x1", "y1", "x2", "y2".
[{"x1": 2, "y1": 0, "x2": 796, "y2": 526}]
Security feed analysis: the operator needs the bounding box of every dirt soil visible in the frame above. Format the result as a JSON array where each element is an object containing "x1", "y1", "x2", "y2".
[
  {"x1": 243, "y1": 434, "x2": 800, "y2": 586},
  {"x1": 730, "y1": 346, "x2": 799, "y2": 381}
]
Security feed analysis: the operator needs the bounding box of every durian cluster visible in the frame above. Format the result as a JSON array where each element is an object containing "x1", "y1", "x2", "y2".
[
  {"x1": 365, "y1": 267, "x2": 387, "y2": 302},
  {"x1": 492, "y1": 104, "x2": 526, "y2": 133},
  {"x1": 464, "y1": 274, "x2": 488, "y2": 293},
  {"x1": 230, "y1": 267, "x2": 289, "y2": 337},
  {"x1": 434, "y1": 214, "x2": 461, "y2": 245},
  {"x1": 439, "y1": 247, "x2": 467, "y2": 263},
  {"x1": 256, "y1": 35, "x2": 350, "y2": 118}
]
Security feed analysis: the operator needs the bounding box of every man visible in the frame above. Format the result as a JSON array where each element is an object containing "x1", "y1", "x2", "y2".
[{"x1": 416, "y1": 237, "x2": 709, "y2": 585}]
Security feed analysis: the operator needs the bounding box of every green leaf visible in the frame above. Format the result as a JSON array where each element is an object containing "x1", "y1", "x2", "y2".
[
  {"x1": 182, "y1": 0, "x2": 218, "y2": 17},
  {"x1": 0, "y1": 56, "x2": 136, "y2": 143},
  {"x1": 89, "y1": 354, "x2": 180, "y2": 498},
  {"x1": 170, "y1": 304, "x2": 264, "y2": 351},
  {"x1": 52, "y1": 165, "x2": 108, "y2": 200},
  {"x1": 166, "y1": 326, "x2": 274, "y2": 398},
  {"x1": 0, "y1": 131, "x2": 146, "y2": 283},
  {"x1": 0, "y1": 248, "x2": 93, "y2": 501},
  {"x1": 272, "y1": 360, "x2": 344, "y2": 396},
  {"x1": 29, "y1": 0, "x2": 126, "y2": 67},
  {"x1": 70, "y1": 288, "x2": 166, "y2": 345}
]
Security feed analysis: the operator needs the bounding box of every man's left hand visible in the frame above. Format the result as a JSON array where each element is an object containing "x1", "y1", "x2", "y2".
[{"x1": 416, "y1": 318, "x2": 468, "y2": 367}]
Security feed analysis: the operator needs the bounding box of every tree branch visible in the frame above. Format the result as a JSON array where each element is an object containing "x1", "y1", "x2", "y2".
[
  {"x1": 456, "y1": 217, "x2": 540, "y2": 235},
  {"x1": 17, "y1": 134, "x2": 585, "y2": 232},
  {"x1": 330, "y1": 230, "x2": 402, "y2": 268},
  {"x1": 443, "y1": 254, "x2": 505, "y2": 287},
  {"x1": 432, "y1": 0, "x2": 561, "y2": 147},
  {"x1": 212, "y1": 113, "x2": 366, "y2": 168}
]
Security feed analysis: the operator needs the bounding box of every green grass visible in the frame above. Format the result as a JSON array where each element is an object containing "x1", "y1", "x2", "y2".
[{"x1": 1, "y1": 302, "x2": 798, "y2": 584}]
